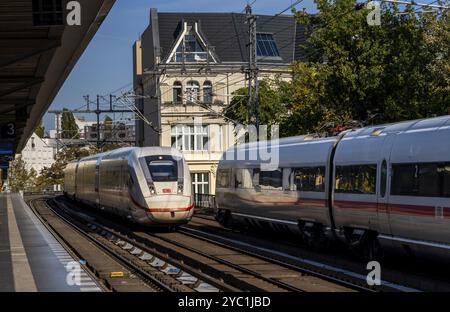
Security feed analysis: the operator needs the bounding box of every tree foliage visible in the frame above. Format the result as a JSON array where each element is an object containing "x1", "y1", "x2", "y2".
[
  {"x1": 35, "y1": 120, "x2": 45, "y2": 138},
  {"x1": 37, "y1": 146, "x2": 98, "y2": 189},
  {"x1": 61, "y1": 108, "x2": 80, "y2": 139},
  {"x1": 226, "y1": 1, "x2": 450, "y2": 137},
  {"x1": 7, "y1": 156, "x2": 39, "y2": 192}
]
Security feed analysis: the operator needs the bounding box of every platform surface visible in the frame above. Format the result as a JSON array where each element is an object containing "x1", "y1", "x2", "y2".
[{"x1": 0, "y1": 193, "x2": 102, "y2": 292}]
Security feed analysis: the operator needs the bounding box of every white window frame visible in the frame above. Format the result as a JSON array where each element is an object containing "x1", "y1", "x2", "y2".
[
  {"x1": 186, "y1": 81, "x2": 200, "y2": 103},
  {"x1": 171, "y1": 125, "x2": 209, "y2": 151},
  {"x1": 191, "y1": 172, "x2": 210, "y2": 194}
]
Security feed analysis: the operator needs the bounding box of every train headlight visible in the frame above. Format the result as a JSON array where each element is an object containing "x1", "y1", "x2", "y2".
[
  {"x1": 177, "y1": 184, "x2": 183, "y2": 194},
  {"x1": 148, "y1": 182, "x2": 156, "y2": 196}
]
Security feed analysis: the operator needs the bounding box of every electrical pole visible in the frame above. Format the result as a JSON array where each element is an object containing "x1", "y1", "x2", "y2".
[
  {"x1": 245, "y1": 3, "x2": 259, "y2": 135},
  {"x1": 96, "y1": 95, "x2": 100, "y2": 149}
]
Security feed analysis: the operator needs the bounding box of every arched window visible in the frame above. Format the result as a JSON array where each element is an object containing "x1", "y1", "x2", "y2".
[
  {"x1": 186, "y1": 81, "x2": 200, "y2": 103},
  {"x1": 203, "y1": 81, "x2": 213, "y2": 104},
  {"x1": 173, "y1": 81, "x2": 182, "y2": 103}
]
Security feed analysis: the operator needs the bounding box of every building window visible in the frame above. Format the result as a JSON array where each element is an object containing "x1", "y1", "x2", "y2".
[
  {"x1": 256, "y1": 33, "x2": 280, "y2": 57},
  {"x1": 186, "y1": 81, "x2": 200, "y2": 103},
  {"x1": 173, "y1": 31, "x2": 208, "y2": 63},
  {"x1": 191, "y1": 172, "x2": 209, "y2": 194},
  {"x1": 203, "y1": 81, "x2": 213, "y2": 104},
  {"x1": 335, "y1": 164, "x2": 377, "y2": 194},
  {"x1": 31, "y1": 137, "x2": 36, "y2": 149},
  {"x1": 391, "y1": 163, "x2": 450, "y2": 198},
  {"x1": 171, "y1": 125, "x2": 209, "y2": 151},
  {"x1": 173, "y1": 81, "x2": 182, "y2": 103},
  {"x1": 292, "y1": 167, "x2": 326, "y2": 192}
]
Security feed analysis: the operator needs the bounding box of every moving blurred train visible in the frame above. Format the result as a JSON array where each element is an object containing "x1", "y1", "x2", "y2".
[
  {"x1": 215, "y1": 115, "x2": 450, "y2": 259},
  {"x1": 64, "y1": 147, "x2": 194, "y2": 227}
]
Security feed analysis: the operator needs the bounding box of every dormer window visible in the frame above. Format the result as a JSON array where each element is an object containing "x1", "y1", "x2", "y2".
[
  {"x1": 256, "y1": 33, "x2": 281, "y2": 58},
  {"x1": 173, "y1": 31, "x2": 207, "y2": 63},
  {"x1": 167, "y1": 22, "x2": 218, "y2": 64}
]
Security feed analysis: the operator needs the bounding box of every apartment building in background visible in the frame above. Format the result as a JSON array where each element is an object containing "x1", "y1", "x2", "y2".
[
  {"x1": 84, "y1": 122, "x2": 135, "y2": 143},
  {"x1": 133, "y1": 9, "x2": 306, "y2": 194}
]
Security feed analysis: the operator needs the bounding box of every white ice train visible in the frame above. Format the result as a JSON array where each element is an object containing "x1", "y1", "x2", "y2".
[
  {"x1": 215, "y1": 115, "x2": 450, "y2": 259},
  {"x1": 64, "y1": 147, "x2": 194, "y2": 227}
]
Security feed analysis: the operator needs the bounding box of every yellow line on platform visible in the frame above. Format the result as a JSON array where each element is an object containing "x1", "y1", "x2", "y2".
[{"x1": 7, "y1": 195, "x2": 37, "y2": 292}]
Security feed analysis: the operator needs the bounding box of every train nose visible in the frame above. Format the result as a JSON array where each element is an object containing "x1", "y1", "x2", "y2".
[{"x1": 144, "y1": 195, "x2": 194, "y2": 224}]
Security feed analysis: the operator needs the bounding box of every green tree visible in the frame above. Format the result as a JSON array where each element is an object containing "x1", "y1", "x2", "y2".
[
  {"x1": 223, "y1": 79, "x2": 290, "y2": 136},
  {"x1": 35, "y1": 120, "x2": 45, "y2": 138},
  {"x1": 61, "y1": 108, "x2": 80, "y2": 139},
  {"x1": 228, "y1": 1, "x2": 450, "y2": 138},
  {"x1": 293, "y1": 0, "x2": 450, "y2": 127},
  {"x1": 104, "y1": 115, "x2": 113, "y2": 127},
  {"x1": 39, "y1": 145, "x2": 98, "y2": 188},
  {"x1": 8, "y1": 156, "x2": 31, "y2": 192}
]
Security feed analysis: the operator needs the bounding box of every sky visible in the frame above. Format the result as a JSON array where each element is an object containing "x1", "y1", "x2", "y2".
[{"x1": 44, "y1": 0, "x2": 318, "y2": 131}]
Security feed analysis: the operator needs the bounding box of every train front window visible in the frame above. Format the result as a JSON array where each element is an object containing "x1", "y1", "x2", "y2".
[{"x1": 146, "y1": 159, "x2": 178, "y2": 182}]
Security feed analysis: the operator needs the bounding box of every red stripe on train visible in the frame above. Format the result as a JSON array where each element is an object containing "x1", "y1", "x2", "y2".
[
  {"x1": 129, "y1": 193, "x2": 194, "y2": 213},
  {"x1": 334, "y1": 200, "x2": 444, "y2": 217},
  {"x1": 226, "y1": 194, "x2": 446, "y2": 218}
]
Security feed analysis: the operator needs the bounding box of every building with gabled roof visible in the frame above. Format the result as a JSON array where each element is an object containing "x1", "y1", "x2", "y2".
[{"x1": 133, "y1": 8, "x2": 306, "y2": 194}]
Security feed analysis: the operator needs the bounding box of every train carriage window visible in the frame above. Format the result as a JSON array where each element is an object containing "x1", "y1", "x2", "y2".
[
  {"x1": 234, "y1": 169, "x2": 244, "y2": 189},
  {"x1": 335, "y1": 165, "x2": 377, "y2": 194},
  {"x1": 259, "y1": 169, "x2": 283, "y2": 190},
  {"x1": 293, "y1": 167, "x2": 325, "y2": 192},
  {"x1": 418, "y1": 163, "x2": 440, "y2": 197},
  {"x1": 217, "y1": 169, "x2": 230, "y2": 188},
  {"x1": 443, "y1": 165, "x2": 450, "y2": 197},
  {"x1": 252, "y1": 168, "x2": 260, "y2": 188},
  {"x1": 391, "y1": 164, "x2": 417, "y2": 196},
  {"x1": 392, "y1": 162, "x2": 450, "y2": 198}
]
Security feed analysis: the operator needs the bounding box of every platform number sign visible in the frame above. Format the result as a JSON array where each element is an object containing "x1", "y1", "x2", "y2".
[{"x1": 0, "y1": 123, "x2": 16, "y2": 139}]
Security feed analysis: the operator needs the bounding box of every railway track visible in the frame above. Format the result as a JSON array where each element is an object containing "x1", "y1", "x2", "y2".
[
  {"x1": 47, "y1": 196, "x2": 387, "y2": 292},
  {"x1": 28, "y1": 197, "x2": 227, "y2": 292},
  {"x1": 188, "y1": 215, "x2": 450, "y2": 292}
]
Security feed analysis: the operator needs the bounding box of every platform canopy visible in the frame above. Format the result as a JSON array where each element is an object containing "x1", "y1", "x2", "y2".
[{"x1": 0, "y1": 0, "x2": 115, "y2": 160}]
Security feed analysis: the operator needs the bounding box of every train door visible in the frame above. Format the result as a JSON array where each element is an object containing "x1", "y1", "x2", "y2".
[
  {"x1": 120, "y1": 158, "x2": 130, "y2": 214},
  {"x1": 377, "y1": 134, "x2": 395, "y2": 236}
]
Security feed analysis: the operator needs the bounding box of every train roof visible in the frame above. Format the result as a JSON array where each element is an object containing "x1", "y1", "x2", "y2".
[
  {"x1": 220, "y1": 115, "x2": 450, "y2": 168},
  {"x1": 76, "y1": 146, "x2": 184, "y2": 162},
  {"x1": 344, "y1": 115, "x2": 450, "y2": 139}
]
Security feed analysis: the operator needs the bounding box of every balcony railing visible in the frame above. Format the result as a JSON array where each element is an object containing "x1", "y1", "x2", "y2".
[{"x1": 194, "y1": 193, "x2": 216, "y2": 210}]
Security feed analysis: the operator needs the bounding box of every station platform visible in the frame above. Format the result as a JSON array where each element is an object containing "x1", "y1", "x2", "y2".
[{"x1": 0, "y1": 193, "x2": 102, "y2": 292}]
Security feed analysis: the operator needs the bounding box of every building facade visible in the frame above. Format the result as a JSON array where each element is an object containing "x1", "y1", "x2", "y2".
[
  {"x1": 20, "y1": 133, "x2": 56, "y2": 174},
  {"x1": 84, "y1": 122, "x2": 135, "y2": 144},
  {"x1": 133, "y1": 9, "x2": 305, "y2": 194}
]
